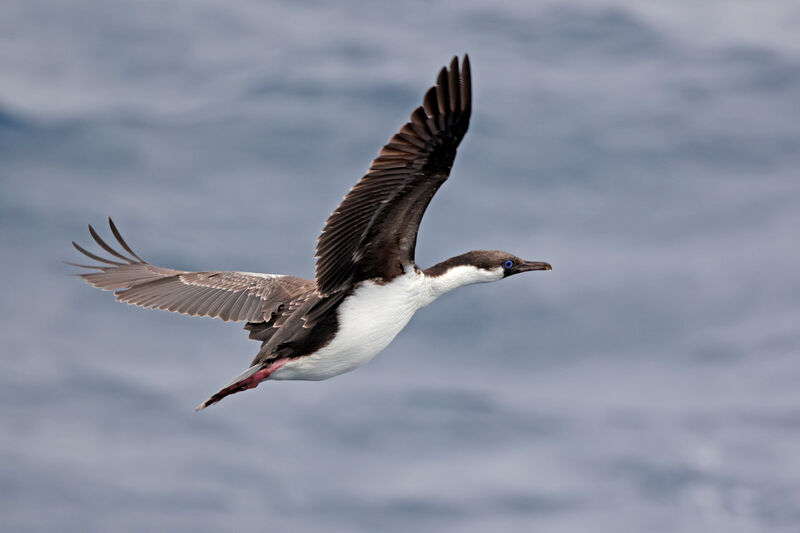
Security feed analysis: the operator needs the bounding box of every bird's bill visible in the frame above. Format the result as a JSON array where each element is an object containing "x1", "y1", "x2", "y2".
[{"x1": 519, "y1": 261, "x2": 552, "y2": 272}]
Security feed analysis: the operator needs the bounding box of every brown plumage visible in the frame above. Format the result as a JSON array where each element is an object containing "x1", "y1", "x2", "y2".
[
  {"x1": 69, "y1": 55, "x2": 507, "y2": 411},
  {"x1": 315, "y1": 55, "x2": 471, "y2": 295},
  {"x1": 69, "y1": 218, "x2": 315, "y2": 343}
]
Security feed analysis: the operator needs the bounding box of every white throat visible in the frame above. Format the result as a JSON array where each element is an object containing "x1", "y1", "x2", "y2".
[{"x1": 420, "y1": 264, "x2": 504, "y2": 307}]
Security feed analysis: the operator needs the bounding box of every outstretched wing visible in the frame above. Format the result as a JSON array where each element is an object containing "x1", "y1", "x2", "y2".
[
  {"x1": 315, "y1": 55, "x2": 472, "y2": 295},
  {"x1": 69, "y1": 218, "x2": 315, "y2": 323}
]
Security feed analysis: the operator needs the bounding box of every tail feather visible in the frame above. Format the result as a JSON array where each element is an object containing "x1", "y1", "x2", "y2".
[{"x1": 194, "y1": 359, "x2": 288, "y2": 411}]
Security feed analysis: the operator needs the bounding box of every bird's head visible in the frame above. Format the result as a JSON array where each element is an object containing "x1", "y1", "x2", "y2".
[
  {"x1": 424, "y1": 250, "x2": 551, "y2": 286},
  {"x1": 467, "y1": 250, "x2": 552, "y2": 279}
]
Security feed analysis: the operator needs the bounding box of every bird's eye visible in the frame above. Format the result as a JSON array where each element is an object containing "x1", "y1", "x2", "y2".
[{"x1": 504, "y1": 260, "x2": 514, "y2": 269}]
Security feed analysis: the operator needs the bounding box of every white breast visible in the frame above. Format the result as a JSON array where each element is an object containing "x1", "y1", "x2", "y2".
[{"x1": 270, "y1": 270, "x2": 428, "y2": 380}]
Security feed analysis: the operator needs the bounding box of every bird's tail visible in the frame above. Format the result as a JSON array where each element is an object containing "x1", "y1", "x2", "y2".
[{"x1": 194, "y1": 359, "x2": 287, "y2": 411}]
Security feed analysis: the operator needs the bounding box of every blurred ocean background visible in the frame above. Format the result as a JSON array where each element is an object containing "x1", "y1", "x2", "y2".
[{"x1": 2, "y1": 1, "x2": 800, "y2": 531}]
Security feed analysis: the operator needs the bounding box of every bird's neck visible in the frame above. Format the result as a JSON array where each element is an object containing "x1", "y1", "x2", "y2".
[{"x1": 420, "y1": 261, "x2": 503, "y2": 307}]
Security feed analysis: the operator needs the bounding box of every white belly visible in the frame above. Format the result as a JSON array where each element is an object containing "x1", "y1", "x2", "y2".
[{"x1": 270, "y1": 270, "x2": 428, "y2": 380}]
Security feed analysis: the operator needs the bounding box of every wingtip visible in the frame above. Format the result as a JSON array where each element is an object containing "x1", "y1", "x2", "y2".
[
  {"x1": 63, "y1": 260, "x2": 102, "y2": 271},
  {"x1": 194, "y1": 401, "x2": 208, "y2": 412},
  {"x1": 107, "y1": 216, "x2": 146, "y2": 263},
  {"x1": 447, "y1": 55, "x2": 468, "y2": 76}
]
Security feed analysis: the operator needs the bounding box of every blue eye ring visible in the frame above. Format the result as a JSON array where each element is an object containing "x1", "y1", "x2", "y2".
[{"x1": 504, "y1": 260, "x2": 514, "y2": 269}]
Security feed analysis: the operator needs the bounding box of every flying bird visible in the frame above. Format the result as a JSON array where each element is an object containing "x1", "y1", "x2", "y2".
[{"x1": 69, "y1": 55, "x2": 552, "y2": 410}]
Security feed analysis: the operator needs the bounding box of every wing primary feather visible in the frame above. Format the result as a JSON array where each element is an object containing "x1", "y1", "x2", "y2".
[
  {"x1": 436, "y1": 67, "x2": 448, "y2": 115},
  {"x1": 461, "y1": 54, "x2": 471, "y2": 112},
  {"x1": 448, "y1": 56, "x2": 460, "y2": 112},
  {"x1": 64, "y1": 261, "x2": 106, "y2": 270},
  {"x1": 108, "y1": 217, "x2": 146, "y2": 263},
  {"x1": 88, "y1": 224, "x2": 136, "y2": 264},
  {"x1": 312, "y1": 55, "x2": 473, "y2": 294},
  {"x1": 72, "y1": 241, "x2": 126, "y2": 266},
  {"x1": 410, "y1": 107, "x2": 429, "y2": 129},
  {"x1": 383, "y1": 142, "x2": 420, "y2": 155},
  {"x1": 422, "y1": 87, "x2": 439, "y2": 118},
  {"x1": 397, "y1": 128, "x2": 427, "y2": 148},
  {"x1": 408, "y1": 120, "x2": 432, "y2": 141},
  {"x1": 426, "y1": 116, "x2": 440, "y2": 136}
]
